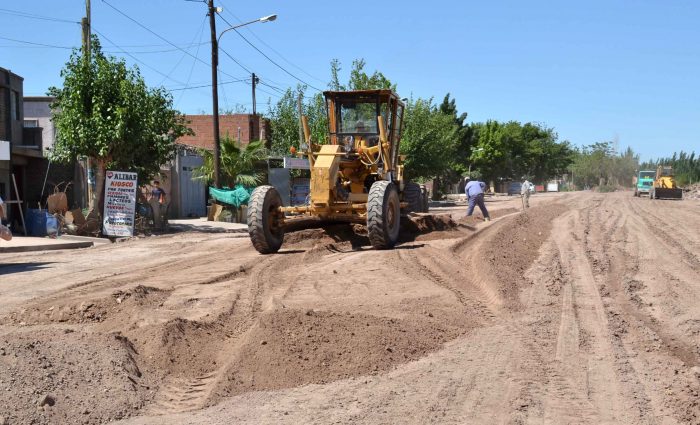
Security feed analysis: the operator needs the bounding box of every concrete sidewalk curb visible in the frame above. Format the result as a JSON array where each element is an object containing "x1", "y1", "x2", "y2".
[{"x1": 0, "y1": 239, "x2": 93, "y2": 254}]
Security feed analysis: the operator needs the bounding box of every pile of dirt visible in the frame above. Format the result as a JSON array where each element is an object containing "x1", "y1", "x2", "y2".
[
  {"x1": 3, "y1": 285, "x2": 170, "y2": 326},
  {"x1": 481, "y1": 203, "x2": 568, "y2": 310},
  {"x1": 0, "y1": 330, "x2": 153, "y2": 425},
  {"x1": 683, "y1": 183, "x2": 700, "y2": 200},
  {"x1": 212, "y1": 309, "x2": 467, "y2": 400}
]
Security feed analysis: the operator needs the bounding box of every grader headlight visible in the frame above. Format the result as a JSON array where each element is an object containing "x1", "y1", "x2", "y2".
[{"x1": 343, "y1": 135, "x2": 355, "y2": 153}]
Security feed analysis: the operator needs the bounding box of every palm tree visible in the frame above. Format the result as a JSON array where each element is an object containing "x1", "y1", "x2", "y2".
[{"x1": 193, "y1": 136, "x2": 268, "y2": 188}]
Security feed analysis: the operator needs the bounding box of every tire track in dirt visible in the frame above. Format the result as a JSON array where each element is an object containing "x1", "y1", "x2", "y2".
[
  {"x1": 396, "y1": 246, "x2": 499, "y2": 320},
  {"x1": 546, "y1": 207, "x2": 645, "y2": 423},
  {"x1": 625, "y1": 197, "x2": 700, "y2": 270},
  {"x1": 578, "y1": 193, "x2": 700, "y2": 423},
  {"x1": 145, "y1": 252, "x2": 290, "y2": 414},
  {"x1": 148, "y1": 238, "x2": 368, "y2": 414}
]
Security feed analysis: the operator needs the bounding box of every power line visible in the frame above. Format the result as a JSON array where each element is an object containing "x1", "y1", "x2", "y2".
[
  {"x1": 219, "y1": 46, "x2": 252, "y2": 74},
  {"x1": 257, "y1": 80, "x2": 286, "y2": 94},
  {"x1": 159, "y1": 15, "x2": 207, "y2": 86},
  {"x1": 0, "y1": 7, "x2": 79, "y2": 24},
  {"x1": 216, "y1": 13, "x2": 323, "y2": 91},
  {"x1": 0, "y1": 36, "x2": 205, "y2": 54},
  {"x1": 93, "y1": 28, "x2": 188, "y2": 86},
  {"x1": 219, "y1": 3, "x2": 326, "y2": 85},
  {"x1": 175, "y1": 16, "x2": 209, "y2": 107},
  {"x1": 168, "y1": 78, "x2": 248, "y2": 91},
  {"x1": 0, "y1": 35, "x2": 74, "y2": 50},
  {"x1": 100, "y1": 0, "x2": 245, "y2": 82}
]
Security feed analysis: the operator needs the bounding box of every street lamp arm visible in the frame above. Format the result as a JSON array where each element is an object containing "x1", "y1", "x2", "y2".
[
  {"x1": 217, "y1": 20, "x2": 256, "y2": 43},
  {"x1": 217, "y1": 14, "x2": 277, "y2": 44}
]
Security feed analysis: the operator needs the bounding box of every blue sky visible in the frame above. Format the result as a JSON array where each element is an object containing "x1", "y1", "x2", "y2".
[{"x1": 2, "y1": 0, "x2": 698, "y2": 160}]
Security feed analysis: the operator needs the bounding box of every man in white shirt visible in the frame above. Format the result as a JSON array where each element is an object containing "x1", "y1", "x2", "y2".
[{"x1": 521, "y1": 179, "x2": 531, "y2": 208}]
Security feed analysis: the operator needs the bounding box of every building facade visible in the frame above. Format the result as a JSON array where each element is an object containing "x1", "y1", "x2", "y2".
[
  {"x1": 23, "y1": 96, "x2": 57, "y2": 153},
  {"x1": 0, "y1": 66, "x2": 24, "y2": 204},
  {"x1": 177, "y1": 114, "x2": 270, "y2": 150}
]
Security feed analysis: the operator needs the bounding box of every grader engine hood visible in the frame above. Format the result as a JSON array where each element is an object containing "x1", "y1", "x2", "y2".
[{"x1": 310, "y1": 144, "x2": 342, "y2": 206}]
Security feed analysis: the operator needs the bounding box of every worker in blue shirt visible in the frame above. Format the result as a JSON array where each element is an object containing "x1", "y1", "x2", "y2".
[{"x1": 465, "y1": 179, "x2": 490, "y2": 221}]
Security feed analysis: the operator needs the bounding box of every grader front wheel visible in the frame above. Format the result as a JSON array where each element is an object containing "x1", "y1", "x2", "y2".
[
  {"x1": 247, "y1": 185, "x2": 284, "y2": 254},
  {"x1": 367, "y1": 181, "x2": 401, "y2": 249}
]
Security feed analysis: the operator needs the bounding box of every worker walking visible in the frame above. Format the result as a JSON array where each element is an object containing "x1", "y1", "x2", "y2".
[
  {"x1": 521, "y1": 179, "x2": 531, "y2": 209},
  {"x1": 465, "y1": 179, "x2": 490, "y2": 221}
]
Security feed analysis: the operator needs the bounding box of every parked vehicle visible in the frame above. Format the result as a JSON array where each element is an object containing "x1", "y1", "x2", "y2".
[
  {"x1": 507, "y1": 182, "x2": 522, "y2": 195},
  {"x1": 633, "y1": 170, "x2": 655, "y2": 197},
  {"x1": 507, "y1": 182, "x2": 534, "y2": 195}
]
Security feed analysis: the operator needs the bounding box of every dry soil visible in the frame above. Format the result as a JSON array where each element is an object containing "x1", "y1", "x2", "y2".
[{"x1": 0, "y1": 192, "x2": 698, "y2": 424}]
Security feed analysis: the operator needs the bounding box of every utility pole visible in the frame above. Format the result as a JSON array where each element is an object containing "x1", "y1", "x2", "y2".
[
  {"x1": 82, "y1": 0, "x2": 93, "y2": 209},
  {"x1": 208, "y1": 0, "x2": 221, "y2": 188},
  {"x1": 297, "y1": 93, "x2": 304, "y2": 146},
  {"x1": 251, "y1": 72, "x2": 258, "y2": 116}
]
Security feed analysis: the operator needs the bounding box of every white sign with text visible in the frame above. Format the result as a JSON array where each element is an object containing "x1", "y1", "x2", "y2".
[{"x1": 103, "y1": 170, "x2": 138, "y2": 237}]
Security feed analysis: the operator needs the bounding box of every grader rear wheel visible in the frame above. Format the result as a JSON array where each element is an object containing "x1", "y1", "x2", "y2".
[
  {"x1": 403, "y1": 182, "x2": 422, "y2": 213},
  {"x1": 367, "y1": 181, "x2": 401, "y2": 249},
  {"x1": 247, "y1": 185, "x2": 284, "y2": 254}
]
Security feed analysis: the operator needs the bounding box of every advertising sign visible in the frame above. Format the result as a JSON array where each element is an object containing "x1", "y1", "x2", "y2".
[
  {"x1": 103, "y1": 170, "x2": 138, "y2": 237},
  {"x1": 283, "y1": 156, "x2": 310, "y2": 170}
]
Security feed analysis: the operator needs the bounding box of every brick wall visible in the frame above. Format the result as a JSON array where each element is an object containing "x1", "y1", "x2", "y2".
[{"x1": 178, "y1": 114, "x2": 270, "y2": 150}]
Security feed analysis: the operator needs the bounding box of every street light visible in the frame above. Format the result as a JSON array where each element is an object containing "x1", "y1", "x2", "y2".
[
  {"x1": 468, "y1": 147, "x2": 484, "y2": 178},
  {"x1": 208, "y1": 1, "x2": 277, "y2": 188},
  {"x1": 217, "y1": 15, "x2": 277, "y2": 44}
]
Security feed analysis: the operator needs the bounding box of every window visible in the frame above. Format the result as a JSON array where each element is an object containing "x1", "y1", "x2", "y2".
[
  {"x1": 10, "y1": 91, "x2": 19, "y2": 121},
  {"x1": 339, "y1": 101, "x2": 379, "y2": 134},
  {"x1": 24, "y1": 119, "x2": 39, "y2": 128}
]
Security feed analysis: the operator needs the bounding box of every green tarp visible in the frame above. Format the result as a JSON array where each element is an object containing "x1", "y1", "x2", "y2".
[{"x1": 209, "y1": 185, "x2": 253, "y2": 208}]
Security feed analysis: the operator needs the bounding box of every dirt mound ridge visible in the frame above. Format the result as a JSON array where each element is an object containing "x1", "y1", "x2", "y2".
[
  {"x1": 4, "y1": 285, "x2": 169, "y2": 326},
  {"x1": 481, "y1": 203, "x2": 568, "y2": 310},
  {"x1": 212, "y1": 309, "x2": 467, "y2": 399}
]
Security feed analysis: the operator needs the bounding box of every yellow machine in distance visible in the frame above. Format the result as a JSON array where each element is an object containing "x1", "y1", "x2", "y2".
[
  {"x1": 650, "y1": 165, "x2": 683, "y2": 200},
  {"x1": 247, "y1": 90, "x2": 429, "y2": 254}
]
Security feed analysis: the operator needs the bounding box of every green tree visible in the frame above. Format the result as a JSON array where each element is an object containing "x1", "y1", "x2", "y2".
[
  {"x1": 569, "y1": 142, "x2": 638, "y2": 189},
  {"x1": 48, "y1": 36, "x2": 190, "y2": 217},
  {"x1": 193, "y1": 137, "x2": 268, "y2": 187},
  {"x1": 401, "y1": 97, "x2": 459, "y2": 184},
  {"x1": 468, "y1": 120, "x2": 573, "y2": 184},
  {"x1": 347, "y1": 59, "x2": 396, "y2": 91},
  {"x1": 641, "y1": 150, "x2": 699, "y2": 186},
  {"x1": 267, "y1": 86, "x2": 328, "y2": 156}
]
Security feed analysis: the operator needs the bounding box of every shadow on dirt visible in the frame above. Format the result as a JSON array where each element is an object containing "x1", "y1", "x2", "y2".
[
  {"x1": 167, "y1": 224, "x2": 247, "y2": 234},
  {"x1": 0, "y1": 262, "x2": 56, "y2": 276}
]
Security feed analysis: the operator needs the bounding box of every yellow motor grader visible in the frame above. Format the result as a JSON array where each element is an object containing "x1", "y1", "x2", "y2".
[{"x1": 247, "y1": 89, "x2": 428, "y2": 254}]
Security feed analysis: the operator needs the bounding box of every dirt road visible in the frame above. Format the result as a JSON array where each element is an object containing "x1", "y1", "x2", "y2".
[{"x1": 1, "y1": 192, "x2": 698, "y2": 424}]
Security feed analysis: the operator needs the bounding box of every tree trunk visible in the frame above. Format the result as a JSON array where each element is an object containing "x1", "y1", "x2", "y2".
[{"x1": 87, "y1": 158, "x2": 107, "y2": 235}]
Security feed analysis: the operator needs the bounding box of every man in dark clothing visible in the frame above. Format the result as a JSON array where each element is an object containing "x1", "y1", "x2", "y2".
[
  {"x1": 465, "y1": 179, "x2": 490, "y2": 221},
  {"x1": 149, "y1": 181, "x2": 167, "y2": 230},
  {"x1": 151, "y1": 180, "x2": 165, "y2": 204}
]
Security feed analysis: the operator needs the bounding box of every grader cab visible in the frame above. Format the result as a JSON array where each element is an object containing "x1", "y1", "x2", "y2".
[{"x1": 247, "y1": 90, "x2": 429, "y2": 254}]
